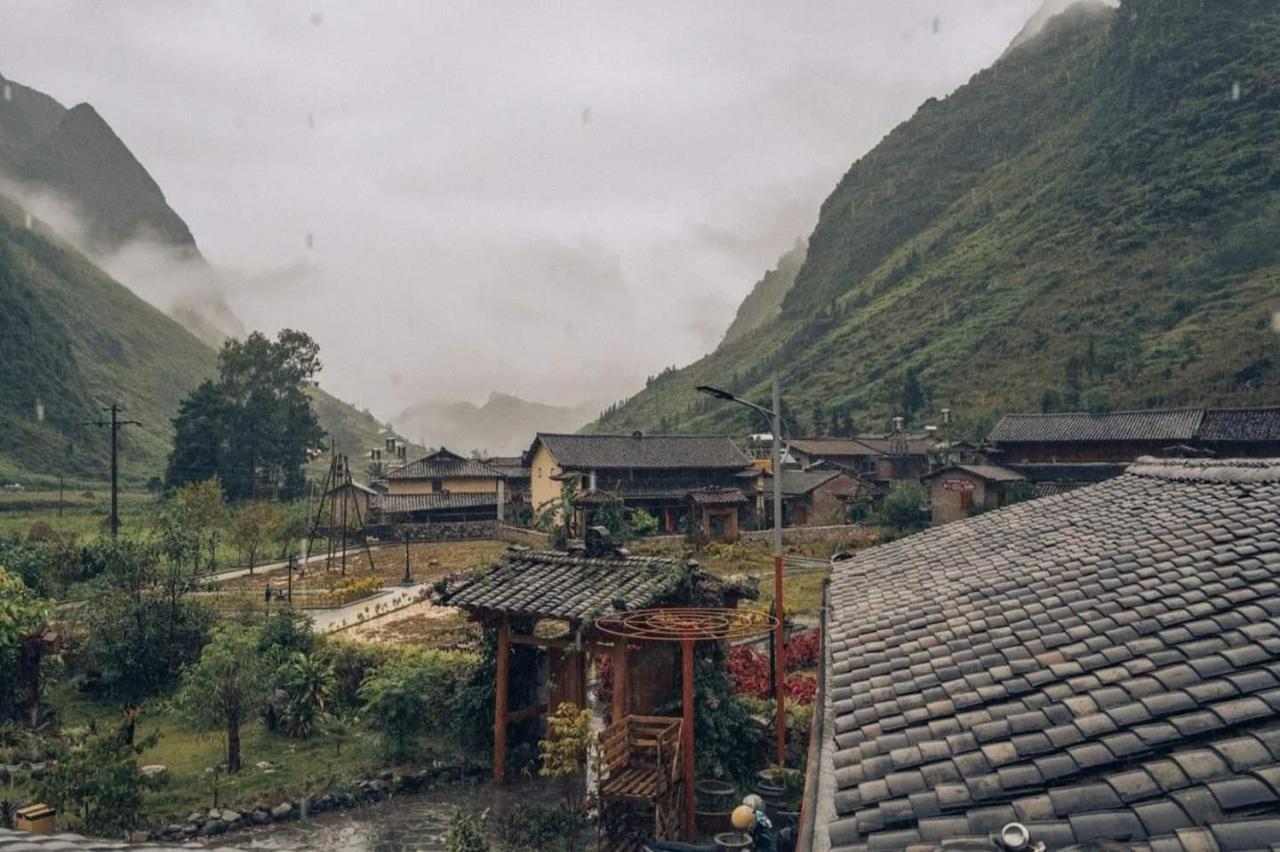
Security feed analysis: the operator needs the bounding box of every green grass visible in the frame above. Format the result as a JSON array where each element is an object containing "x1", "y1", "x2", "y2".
[{"x1": 22, "y1": 682, "x2": 437, "y2": 827}]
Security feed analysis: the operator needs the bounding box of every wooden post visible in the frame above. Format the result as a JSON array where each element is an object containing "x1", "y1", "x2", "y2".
[
  {"x1": 494, "y1": 615, "x2": 511, "y2": 782},
  {"x1": 611, "y1": 641, "x2": 628, "y2": 723},
  {"x1": 774, "y1": 554, "x2": 786, "y2": 767},
  {"x1": 681, "y1": 637, "x2": 695, "y2": 841}
]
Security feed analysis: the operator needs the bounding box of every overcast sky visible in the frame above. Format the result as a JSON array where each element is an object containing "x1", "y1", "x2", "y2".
[{"x1": 0, "y1": 0, "x2": 1044, "y2": 420}]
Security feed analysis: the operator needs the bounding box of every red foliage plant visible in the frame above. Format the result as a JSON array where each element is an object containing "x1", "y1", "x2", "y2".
[
  {"x1": 727, "y1": 641, "x2": 819, "y2": 705},
  {"x1": 783, "y1": 629, "x2": 821, "y2": 671}
]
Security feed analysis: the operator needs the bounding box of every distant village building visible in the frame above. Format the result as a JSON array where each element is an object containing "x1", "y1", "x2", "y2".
[
  {"x1": 763, "y1": 468, "x2": 870, "y2": 527},
  {"x1": 525, "y1": 432, "x2": 760, "y2": 538},
  {"x1": 369, "y1": 447, "x2": 506, "y2": 524},
  {"x1": 986, "y1": 406, "x2": 1280, "y2": 463},
  {"x1": 787, "y1": 434, "x2": 934, "y2": 484},
  {"x1": 922, "y1": 463, "x2": 1028, "y2": 526}
]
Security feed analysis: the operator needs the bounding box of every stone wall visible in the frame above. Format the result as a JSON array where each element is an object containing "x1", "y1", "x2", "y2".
[
  {"x1": 374, "y1": 520, "x2": 499, "y2": 541},
  {"x1": 495, "y1": 524, "x2": 551, "y2": 547},
  {"x1": 738, "y1": 523, "x2": 876, "y2": 546}
]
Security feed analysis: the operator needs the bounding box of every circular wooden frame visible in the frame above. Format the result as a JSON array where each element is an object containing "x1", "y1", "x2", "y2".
[{"x1": 595, "y1": 606, "x2": 777, "y2": 643}]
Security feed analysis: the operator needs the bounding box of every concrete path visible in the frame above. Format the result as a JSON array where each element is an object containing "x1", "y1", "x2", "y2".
[
  {"x1": 303, "y1": 581, "x2": 431, "y2": 632},
  {"x1": 205, "y1": 544, "x2": 387, "y2": 583}
]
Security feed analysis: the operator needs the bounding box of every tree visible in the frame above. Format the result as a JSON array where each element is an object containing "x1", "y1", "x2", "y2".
[
  {"x1": 176, "y1": 626, "x2": 272, "y2": 772},
  {"x1": 166, "y1": 330, "x2": 325, "y2": 501},
  {"x1": 81, "y1": 539, "x2": 214, "y2": 703},
  {"x1": 169, "y1": 479, "x2": 224, "y2": 576},
  {"x1": 0, "y1": 568, "x2": 51, "y2": 718},
  {"x1": 897, "y1": 367, "x2": 926, "y2": 425},
  {"x1": 229, "y1": 501, "x2": 286, "y2": 572},
  {"x1": 358, "y1": 650, "x2": 476, "y2": 761},
  {"x1": 166, "y1": 381, "x2": 229, "y2": 491},
  {"x1": 37, "y1": 720, "x2": 160, "y2": 835},
  {"x1": 878, "y1": 483, "x2": 930, "y2": 534}
]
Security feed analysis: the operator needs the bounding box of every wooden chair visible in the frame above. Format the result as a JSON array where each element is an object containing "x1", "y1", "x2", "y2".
[{"x1": 597, "y1": 715, "x2": 683, "y2": 850}]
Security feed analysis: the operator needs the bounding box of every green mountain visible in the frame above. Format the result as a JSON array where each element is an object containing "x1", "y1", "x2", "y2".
[
  {"x1": 720, "y1": 239, "x2": 807, "y2": 346},
  {"x1": 0, "y1": 74, "x2": 195, "y2": 254},
  {"x1": 0, "y1": 76, "x2": 410, "y2": 487},
  {"x1": 591, "y1": 0, "x2": 1280, "y2": 440}
]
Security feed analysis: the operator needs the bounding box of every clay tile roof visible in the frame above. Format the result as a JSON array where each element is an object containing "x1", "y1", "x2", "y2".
[
  {"x1": 988, "y1": 409, "x2": 1204, "y2": 444},
  {"x1": 922, "y1": 464, "x2": 1026, "y2": 483},
  {"x1": 791, "y1": 436, "x2": 934, "y2": 458},
  {"x1": 447, "y1": 550, "x2": 695, "y2": 622},
  {"x1": 687, "y1": 486, "x2": 750, "y2": 506},
  {"x1": 385, "y1": 448, "x2": 503, "y2": 480},
  {"x1": 765, "y1": 468, "x2": 842, "y2": 497},
  {"x1": 373, "y1": 492, "x2": 497, "y2": 514},
  {"x1": 816, "y1": 457, "x2": 1280, "y2": 851},
  {"x1": 535, "y1": 433, "x2": 751, "y2": 470},
  {"x1": 1198, "y1": 407, "x2": 1280, "y2": 443}
]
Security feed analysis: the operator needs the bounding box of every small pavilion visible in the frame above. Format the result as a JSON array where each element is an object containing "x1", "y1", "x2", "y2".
[{"x1": 448, "y1": 535, "x2": 756, "y2": 844}]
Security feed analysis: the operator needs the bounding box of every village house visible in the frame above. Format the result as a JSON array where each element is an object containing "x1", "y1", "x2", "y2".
[
  {"x1": 525, "y1": 432, "x2": 760, "y2": 537},
  {"x1": 763, "y1": 467, "x2": 871, "y2": 527},
  {"x1": 371, "y1": 447, "x2": 507, "y2": 524},
  {"x1": 801, "y1": 457, "x2": 1280, "y2": 850},
  {"x1": 787, "y1": 433, "x2": 935, "y2": 484},
  {"x1": 986, "y1": 405, "x2": 1280, "y2": 463}
]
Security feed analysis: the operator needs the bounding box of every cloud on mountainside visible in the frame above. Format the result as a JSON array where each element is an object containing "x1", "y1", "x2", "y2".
[{"x1": 0, "y1": 1, "x2": 1045, "y2": 418}]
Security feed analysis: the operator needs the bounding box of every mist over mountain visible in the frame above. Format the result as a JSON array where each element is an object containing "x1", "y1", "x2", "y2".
[
  {"x1": 720, "y1": 239, "x2": 808, "y2": 346},
  {"x1": 393, "y1": 392, "x2": 600, "y2": 457},
  {"x1": 0, "y1": 72, "x2": 242, "y2": 346},
  {"x1": 592, "y1": 0, "x2": 1280, "y2": 439}
]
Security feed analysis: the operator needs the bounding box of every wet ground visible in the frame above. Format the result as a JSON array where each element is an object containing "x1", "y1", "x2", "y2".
[{"x1": 219, "y1": 777, "x2": 567, "y2": 851}]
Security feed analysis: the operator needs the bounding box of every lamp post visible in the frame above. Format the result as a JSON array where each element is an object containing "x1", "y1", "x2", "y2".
[{"x1": 697, "y1": 377, "x2": 788, "y2": 767}]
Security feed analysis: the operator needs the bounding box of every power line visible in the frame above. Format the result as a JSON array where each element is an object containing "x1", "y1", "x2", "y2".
[{"x1": 84, "y1": 404, "x2": 141, "y2": 538}]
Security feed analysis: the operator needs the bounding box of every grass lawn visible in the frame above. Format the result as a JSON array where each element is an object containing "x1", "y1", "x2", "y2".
[
  {"x1": 27, "y1": 682, "x2": 456, "y2": 828},
  {"x1": 218, "y1": 540, "x2": 508, "y2": 594}
]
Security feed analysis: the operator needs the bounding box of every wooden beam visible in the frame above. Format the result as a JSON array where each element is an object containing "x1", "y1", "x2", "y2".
[
  {"x1": 611, "y1": 640, "x2": 628, "y2": 723},
  {"x1": 508, "y1": 703, "x2": 547, "y2": 723},
  {"x1": 493, "y1": 614, "x2": 510, "y2": 783},
  {"x1": 681, "y1": 637, "x2": 695, "y2": 841}
]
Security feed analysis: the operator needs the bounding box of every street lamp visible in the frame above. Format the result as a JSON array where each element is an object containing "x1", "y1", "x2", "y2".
[{"x1": 697, "y1": 377, "x2": 788, "y2": 768}]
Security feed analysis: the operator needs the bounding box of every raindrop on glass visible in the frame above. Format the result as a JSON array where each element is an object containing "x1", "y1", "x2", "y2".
[
  {"x1": 35, "y1": 400, "x2": 45, "y2": 422},
  {"x1": 307, "y1": 112, "x2": 316, "y2": 129},
  {"x1": 23, "y1": 211, "x2": 33, "y2": 229},
  {"x1": 1272, "y1": 311, "x2": 1280, "y2": 334},
  {"x1": 582, "y1": 107, "x2": 592, "y2": 126},
  {"x1": 1231, "y1": 80, "x2": 1241, "y2": 101},
  {"x1": 2, "y1": 83, "x2": 11, "y2": 102},
  {"x1": 931, "y1": 16, "x2": 941, "y2": 35},
  {"x1": 305, "y1": 233, "x2": 314, "y2": 250},
  {"x1": 310, "y1": 11, "x2": 324, "y2": 26}
]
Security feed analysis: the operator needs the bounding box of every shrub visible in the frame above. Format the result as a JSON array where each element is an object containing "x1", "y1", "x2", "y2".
[
  {"x1": 444, "y1": 807, "x2": 490, "y2": 852},
  {"x1": 276, "y1": 652, "x2": 334, "y2": 739},
  {"x1": 315, "y1": 637, "x2": 391, "y2": 712},
  {"x1": 37, "y1": 720, "x2": 161, "y2": 835},
  {"x1": 495, "y1": 801, "x2": 587, "y2": 852},
  {"x1": 358, "y1": 649, "x2": 479, "y2": 761},
  {"x1": 877, "y1": 483, "x2": 929, "y2": 533}
]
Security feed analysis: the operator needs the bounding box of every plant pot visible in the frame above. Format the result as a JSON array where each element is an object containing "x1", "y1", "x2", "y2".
[
  {"x1": 696, "y1": 810, "x2": 733, "y2": 838},
  {"x1": 714, "y1": 831, "x2": 753, "y2": 851},
  {"x1": 696, "y1": 778, "x2": 736, "y2": 810}
]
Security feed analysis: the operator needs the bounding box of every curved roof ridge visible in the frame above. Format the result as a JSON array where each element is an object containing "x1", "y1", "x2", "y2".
[{"x1": 1125, "y1": 456, "x2": 1280, "y2": 483}]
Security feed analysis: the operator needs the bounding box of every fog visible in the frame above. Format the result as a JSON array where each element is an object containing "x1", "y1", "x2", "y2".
[{"x1": 0, "y1": 1, "x2": 1047, "y2": 420}]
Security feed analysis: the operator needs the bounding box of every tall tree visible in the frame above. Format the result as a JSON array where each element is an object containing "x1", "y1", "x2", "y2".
[{"x1": 166, "y1": 330, "x2": 325, "y2": 501}]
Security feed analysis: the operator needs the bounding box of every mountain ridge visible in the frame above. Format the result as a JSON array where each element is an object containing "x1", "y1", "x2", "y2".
[{"x1": 589, "y1": 0, "x2": 1280, "y2": 440}]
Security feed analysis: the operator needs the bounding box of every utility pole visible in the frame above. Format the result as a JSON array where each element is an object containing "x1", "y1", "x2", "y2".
[{"x1": 85, "y1": 404, "x2": 140, "y2": 538}]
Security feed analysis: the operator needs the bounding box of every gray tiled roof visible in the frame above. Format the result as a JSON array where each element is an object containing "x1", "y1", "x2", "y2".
[
  {"x1": 988, "y1": 409, "x2": 1204, "y2": 444},
  {"x1": 923, "y1": 464, "x2": 1026, "y2": 483},
  {"x1": 820, "y1": 458, "x2": 1280, "y2": 851},
  {"x1": 373, "y1": 492, "x2": 497, "y2": 514},
  {"x1": 448, "y1": 550, "x2": 691, "y2": 622},
  {"x1": 0, "y1": 829, "x2": 241, "y2": 850},
  {"x1": 688, "y1": 486, "x2": 750, "y2": 506},
  {"x1": 1199, "y1": 408, "x2": 1280, "y2": 443},
  {"x1": 791, "y1": 436, "x2": 934, "y2": 458},
  {"x1": 385, "y1": 448, "x2": 503, "y2": 481},
  {"x1": 535, "y1": 433, "x2": 751, "y2": 470},
  {"x1": 766, "y1": 468, "x2": 842, "y2": 497}
]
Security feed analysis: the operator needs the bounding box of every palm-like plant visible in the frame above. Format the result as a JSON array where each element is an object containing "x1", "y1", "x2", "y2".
[{"x1": 278, "y1": 652, "x2": 334, "y2": 739}]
